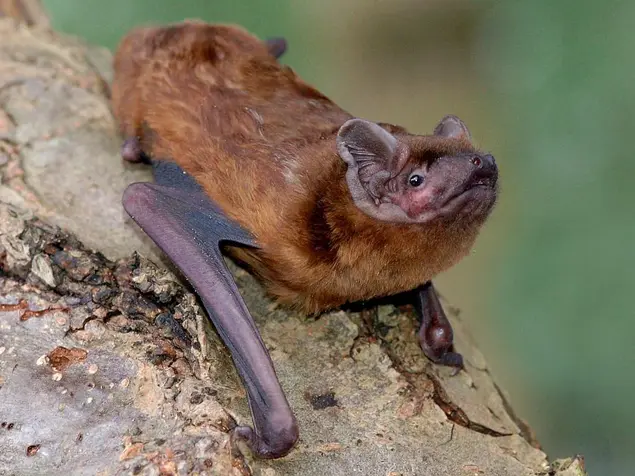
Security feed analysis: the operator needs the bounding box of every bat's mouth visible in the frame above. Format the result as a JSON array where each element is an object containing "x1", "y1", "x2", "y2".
[
  {"x1": 437, "y1": 177, "x2": 498, "y2": 218},
  {"x1": 470, "y1": 174, "x2": 497, "y2": 189}
]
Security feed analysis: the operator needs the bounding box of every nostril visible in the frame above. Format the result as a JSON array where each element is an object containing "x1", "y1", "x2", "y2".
[{"x1": 471, "y1": 153, "x2": 498, "y2": 183}]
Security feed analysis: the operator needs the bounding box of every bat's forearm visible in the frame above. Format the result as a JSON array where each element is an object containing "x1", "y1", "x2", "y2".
[{"x1": 203, "y1": 278, "x2": 298, "y2": 458}]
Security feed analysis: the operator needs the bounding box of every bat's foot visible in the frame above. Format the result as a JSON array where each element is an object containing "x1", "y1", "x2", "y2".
[
  {"x1": 121, "y1": 137, "x2": 150, "y2": 164},
  {"x1": 231, "y1": 421, "x2": 299, "y2": 459},
  {"x1": 421, "y1": 342, "x2": 464, "y2": 374},
  {"x1": 414, "y1": 281, "x2": 464, "y2": 373}
]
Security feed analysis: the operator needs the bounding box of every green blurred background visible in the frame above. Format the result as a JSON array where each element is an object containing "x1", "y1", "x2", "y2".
[{"x1": 42, "y1": 0, "x2": 634, "y2": 474}]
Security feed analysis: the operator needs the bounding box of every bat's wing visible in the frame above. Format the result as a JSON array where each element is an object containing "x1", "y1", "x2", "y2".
[
  {"x1": 265, "y1": 37, "x2": 287, "y2": 59},
  {"x1": 123, "y1": 162, "x2": 298, "y2": 458}
]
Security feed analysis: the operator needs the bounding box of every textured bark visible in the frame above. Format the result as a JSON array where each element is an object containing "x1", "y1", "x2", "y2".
[{"x1": 0, "y1": 8, "x2": 586, "y2": 476}]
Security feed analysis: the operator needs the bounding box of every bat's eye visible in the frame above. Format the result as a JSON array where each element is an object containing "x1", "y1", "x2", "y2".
[
  {"x1": 409, "y1": 174, "x2": 424, "y2": 187},
  {"x1": 471, "y1": 156, "x2": 482, "y2": 167}
]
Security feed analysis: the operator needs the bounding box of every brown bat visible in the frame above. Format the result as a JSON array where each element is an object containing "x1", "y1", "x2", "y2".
[{"x1": 111, "y1": 21, "x2": 499, "y2": 459}]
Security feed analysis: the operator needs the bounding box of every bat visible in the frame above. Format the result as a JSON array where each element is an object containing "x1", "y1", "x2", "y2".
[{"x1": 111, "y1": 21, "x2": 499, "y2": 459}]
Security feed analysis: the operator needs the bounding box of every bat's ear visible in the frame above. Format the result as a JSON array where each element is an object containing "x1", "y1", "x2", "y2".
[
  {"x1": 433, "y1": 115, "x2": 471, "y2": 141},
  {"x1": 336, "y1": 118, "x2": 408, "y2": 177},
  {"x1": 337, "y1": 118, "x2": 410, "y2": 215}
]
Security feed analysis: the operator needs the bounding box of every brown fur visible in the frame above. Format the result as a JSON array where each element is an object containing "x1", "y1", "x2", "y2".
[{"x1": 112, "y1": 21, "x2": 487, "y2": 314}]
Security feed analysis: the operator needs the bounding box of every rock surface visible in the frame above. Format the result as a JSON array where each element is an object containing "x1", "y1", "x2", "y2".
[{"x1": 0, "y1": 17, "x2": 586, "y2": 476}]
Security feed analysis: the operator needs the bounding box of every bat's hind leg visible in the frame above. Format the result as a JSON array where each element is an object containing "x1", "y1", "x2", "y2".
[
  {"x1": 413, "y1": 281, "x2": 464, "y2": 371},
  {"x1": 121, "y1": 137, "x2": 151, "y2": 164}
]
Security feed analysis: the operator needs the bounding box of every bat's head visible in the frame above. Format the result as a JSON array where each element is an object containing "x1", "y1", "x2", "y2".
[{"x1": 336, "y1": 115, "x2": 498, "y2": 227}]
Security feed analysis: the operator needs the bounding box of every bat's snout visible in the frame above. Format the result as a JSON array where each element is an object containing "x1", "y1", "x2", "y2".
[{"x1": 468, "y1": 153, "x2": 498, "y2": 188}]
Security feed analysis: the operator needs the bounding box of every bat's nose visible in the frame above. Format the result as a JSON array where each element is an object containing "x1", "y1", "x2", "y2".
[
  {"x1": 481, "y1": 154, "x2": 496, "y2": 170},
  {"x1": 470, "y1": 153, "x2": 498, "y2": 185}
]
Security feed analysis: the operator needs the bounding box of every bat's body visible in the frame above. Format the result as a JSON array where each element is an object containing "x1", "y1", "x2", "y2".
[{"x1": 112, "y1": 21, "x2": 498, "y2": 459}]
